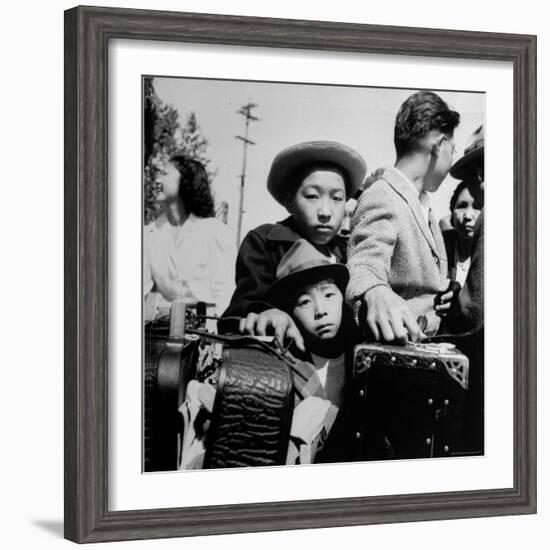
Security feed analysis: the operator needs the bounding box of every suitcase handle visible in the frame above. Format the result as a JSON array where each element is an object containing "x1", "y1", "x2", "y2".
[{"x1": 184, "y1": 328, "x2": 286, "y2": 360}]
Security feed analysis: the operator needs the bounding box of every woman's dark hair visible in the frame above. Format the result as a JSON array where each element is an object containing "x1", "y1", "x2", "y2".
[
  {"x1": 169, "y1": 155, "x2": 215, "y2": 217},
  {"x1": 394, "y1": 91, "x2": 460, "y2": 158},
  {"x1": 449, "y1": 180, "x2": 484, "y2": 214}
]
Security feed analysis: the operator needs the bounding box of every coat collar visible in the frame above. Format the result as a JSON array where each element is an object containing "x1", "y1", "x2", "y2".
[
  {"x1": 284, "y1": 352, "x2": 328, "y2": 401},
  {"x1": 284, "y1": 346, "x2": 353, "y2": 401},
  {"x1": 443, "y1": 228, "x2": 459, "y2": 280},
  {"x1": 151, "y1": 211, "x2": 200, "y2": 230},
  {"x1": 265, "y1": 217, "x2": 302, "y2": 242},
  {"x1": 382, "y1": 167, "x2": 444, "y2": 258},
  {"x1": 266, "y1": 217, "x2": 345, "y2": 261}
]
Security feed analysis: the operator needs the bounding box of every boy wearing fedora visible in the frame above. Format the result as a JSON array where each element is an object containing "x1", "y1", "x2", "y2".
[
  {"x1": 222, "y1": 141, "x2": 366, "y2": 350},
  {"x1": 265, "y1": 239, "x2": 359, "y2": 464},
  {"x1": 346, "y1": 91, "x2": 460, "y2": 343}
]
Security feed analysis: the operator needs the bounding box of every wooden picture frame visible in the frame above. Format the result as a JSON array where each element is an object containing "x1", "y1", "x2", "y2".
[{"x1": 64, "y1": 5, "x2": 536, "y2": 543}]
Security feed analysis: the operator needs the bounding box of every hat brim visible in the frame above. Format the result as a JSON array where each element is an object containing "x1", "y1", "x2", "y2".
[
  {"x1": 450, "y1": 146, "x2": 484, "y2": 179},
  {"x1": 266, "y1": 263, "x2": 349, "y2": 310},
  {"x1": 267, "y1": 141, "x2": 367, "y2": 205}
]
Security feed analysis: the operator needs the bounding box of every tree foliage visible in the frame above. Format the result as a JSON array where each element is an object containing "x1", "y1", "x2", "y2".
[{"x1": 143, "y1": 78, "x2": 213, "y2": 223}]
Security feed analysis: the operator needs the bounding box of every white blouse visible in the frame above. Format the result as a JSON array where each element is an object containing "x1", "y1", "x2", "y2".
[
  {"x1": 143, "y1": 213, "x2": 236, "y2": 320},
  {"x1": 454, "y1": 251, "x2": 472, "y2": 287}
]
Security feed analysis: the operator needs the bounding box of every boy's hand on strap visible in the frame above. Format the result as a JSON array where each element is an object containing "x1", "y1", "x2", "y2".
[
  {"x1": 239, "y1": 309, "x2": 306, "y2": 352},
  {"x1": 364, "y1": 286, "x2": 424, "y2": 344}
]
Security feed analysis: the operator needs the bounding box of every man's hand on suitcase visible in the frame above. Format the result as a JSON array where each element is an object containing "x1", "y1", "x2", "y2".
[
  {"x1": 364, "y1": 286, "x2": 425, "y2": 344},
  {"x1": 239, "y1": 309, "x2": 306, "y2": 352}
]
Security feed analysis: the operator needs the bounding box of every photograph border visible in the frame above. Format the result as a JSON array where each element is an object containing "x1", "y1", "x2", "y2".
[{"x1": 64, "y1": 6, "x2": 537, "y2": 543}]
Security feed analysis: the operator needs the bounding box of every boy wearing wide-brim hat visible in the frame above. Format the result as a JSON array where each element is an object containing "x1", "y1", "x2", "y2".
[
  {"x1": 265, "y1": 239, "x2": 359, "y2": 464},
  {"x1": 222, "y1": 140, "x2": 366, "y2": 351}
]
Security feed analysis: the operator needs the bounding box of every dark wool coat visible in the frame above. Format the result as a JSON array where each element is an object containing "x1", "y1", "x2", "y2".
[
  {"x1": 222, "y1": 216, "x2": 347, "y2": 320},
  {"x1": 443, "y1": 227, "x2": 459, "y2": 282},
  {"x1": 444, "y1": 210, "x2": 484, "y2": 333}
]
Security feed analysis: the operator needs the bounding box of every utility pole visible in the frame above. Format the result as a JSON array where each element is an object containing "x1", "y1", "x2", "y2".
[{"x1": 235, "y1": 102, "x2": 259, "y2": 247}]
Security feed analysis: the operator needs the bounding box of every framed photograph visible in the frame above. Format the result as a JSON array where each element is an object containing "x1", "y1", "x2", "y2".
[{"x1": 64, "y1": 5, "x2": 536, "y2": 543}]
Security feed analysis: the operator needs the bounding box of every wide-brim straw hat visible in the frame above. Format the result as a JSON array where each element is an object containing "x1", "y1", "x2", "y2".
[
  {"x1": 267, "y1": 141, "x2": 367, "y2": 205},
  {"x1": 450, "y1": 124, "x2": 484, "y2": 180},
  {"x1": 266, "y1": 239, "x2": 349, "y2": 309}
]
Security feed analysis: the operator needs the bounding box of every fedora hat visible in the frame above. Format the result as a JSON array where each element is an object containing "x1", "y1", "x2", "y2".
[
  {"x1": 266, "y1": 239, "x2": 349, "y2": 309},
  {"x1": 267, "y1": 141, "x2": 367, "y2": 205},
  {"x1": 450, "y1": 124, "x2": 484, "y2": 180}
]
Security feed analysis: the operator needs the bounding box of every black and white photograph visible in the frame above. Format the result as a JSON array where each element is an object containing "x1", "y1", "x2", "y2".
[
  {"x1": 143, "y1": 76, "x2": 485, "y2": 472},
  {"x1": 1, "y1": 0, "x2": 543, "y2": 546}
]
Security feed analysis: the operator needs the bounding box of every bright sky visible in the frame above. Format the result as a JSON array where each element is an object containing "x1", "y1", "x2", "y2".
[{"x1": 153, "y1": 76, "x2": 484, "y2": 243}]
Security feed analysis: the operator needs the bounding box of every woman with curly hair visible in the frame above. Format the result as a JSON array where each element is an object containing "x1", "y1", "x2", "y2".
[{"x1": 144, "y1": 155, "x2": 236, "y2": 321}]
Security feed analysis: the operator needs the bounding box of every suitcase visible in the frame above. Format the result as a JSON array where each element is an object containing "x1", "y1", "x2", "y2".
[
  {"x1": 423, "y1": 327, "x2": 485, "y2": 455},
  {"x1": 203, "y1": 340, "x2": 294, "y2": 469},
  {"x1": 351, "y1": 342, "x2": 470, "y2": 460},
  {"x1": 144, "y1": 302, "x2": 294, "y2": 471},
  {"x1": 144, "y1": 302, "x2": 200, "y2": 472}
]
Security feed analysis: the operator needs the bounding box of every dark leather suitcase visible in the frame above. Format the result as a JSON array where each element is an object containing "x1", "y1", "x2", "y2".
[
  {"x1": 424, "y1": 327, "x2": 484, "y2": 455},
  {"x1": 203, "y1": 340, "x2": 294, "y2": 469},
  {"x1": 144, "y1": 304, "x2": 200, "y2": 472},
  {"x1": 145, "y1": 301, "x2": 294, "y2": 471},
  {"x1": 351, "y1": 342, "x2": 470, "y2": 460}
]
